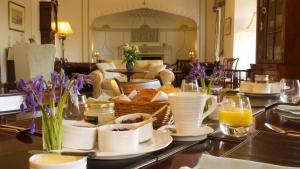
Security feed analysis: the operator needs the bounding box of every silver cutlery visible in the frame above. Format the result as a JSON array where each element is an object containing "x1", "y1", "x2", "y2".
[
  {"x1": 28, "y1": 150, "x2": 96, "y2": 158},
  {"x1": 0, "y1": 124, "x2": 42, "y2": 136},
  {"x1": 264, "y1": 123, "x2": 300, "y2": 136}
]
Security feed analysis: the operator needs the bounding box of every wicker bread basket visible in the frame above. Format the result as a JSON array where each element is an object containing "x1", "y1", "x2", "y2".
[{"x1": 113, "y1": 101, "x2": 171, "y2": 128}]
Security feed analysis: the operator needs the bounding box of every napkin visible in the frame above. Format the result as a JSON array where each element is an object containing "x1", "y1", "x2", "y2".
[
  {"x1": 151, "y1": 91, "x2": 168, "y2": 102},
  {"x1": 115, "y1": 94, "x2": 131, "y2": 101},
  {"x1": 94, "y1": 92, "x2": 111, "y2": 101},
  {"x1": 128, "y1": 90, "x2": 138, "y2": 99},
  {"x1": 180, "y1": 154, "x2": 299, "y2": 169}
]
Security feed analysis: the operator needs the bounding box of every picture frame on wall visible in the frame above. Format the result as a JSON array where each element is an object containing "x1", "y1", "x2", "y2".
[
  {"x1": 225, "y1": 17, "x2": 232, "y2": 35},
  {"x1": 8, "y1": 1, "x2": 25, "y2": 32}
]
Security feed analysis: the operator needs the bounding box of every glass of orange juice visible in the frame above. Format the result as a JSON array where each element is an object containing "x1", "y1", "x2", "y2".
[{"x1": 219, "y1": 96, "x2": 253, "y2": 137}]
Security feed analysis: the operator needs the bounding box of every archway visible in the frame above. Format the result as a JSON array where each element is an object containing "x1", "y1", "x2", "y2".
[{"x1": 90, "y1": 8, "x2": 198, "y2": 64}]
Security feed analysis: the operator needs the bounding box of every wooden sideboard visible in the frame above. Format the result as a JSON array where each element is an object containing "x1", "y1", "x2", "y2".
[{"x1": 252, "y1": 0, "x2": 300, "y2": 80}]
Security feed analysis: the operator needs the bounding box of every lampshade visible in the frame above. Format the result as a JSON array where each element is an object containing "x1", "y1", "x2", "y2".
[{"x1": 58, "y1": 21, "x2": 73, "y2": 34}]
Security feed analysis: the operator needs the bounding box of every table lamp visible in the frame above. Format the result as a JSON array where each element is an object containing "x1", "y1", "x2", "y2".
[
  {"x1": 58, "y1": 21, "x2": 73, "y2": 68},
  {"x1": 189, "y1": 51, "x2": 195, "y2": 60},
  {"x1": 93, "y1": 51, "x2": 100, "y2": 62}
]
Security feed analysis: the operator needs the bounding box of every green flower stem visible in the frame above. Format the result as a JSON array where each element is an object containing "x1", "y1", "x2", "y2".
[{"x1": 41, "y1": 79, "x2": 75, "y2": 151}]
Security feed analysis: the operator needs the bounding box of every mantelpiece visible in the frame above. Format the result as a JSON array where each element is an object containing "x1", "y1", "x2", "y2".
[{"x1": 118, "y1": 45, "x2": 172, "y2": 62}]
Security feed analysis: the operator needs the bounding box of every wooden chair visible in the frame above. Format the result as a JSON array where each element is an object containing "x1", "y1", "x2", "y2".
[
  {"x1": 111, "y1": 79, "x2": 162, "y2": 96},
  {"x1": 221, "y1": 58, "x2": 241, "y2": 89},
  {"x1": 222, "y1": 69, "x2": 250, "y2": 89},
  {"x1": 169, "y1": 59, "x2": 192, "y2": 87},
  {"x1": 222, "y1": 58, "x2": 239, "y2": 70}
]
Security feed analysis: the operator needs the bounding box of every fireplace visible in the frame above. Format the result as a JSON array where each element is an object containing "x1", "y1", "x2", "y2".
[
  {"x1": 118, "y1": 45, "x2": 171, "y2": 62},
  {"x1": 140, "y1": 54, "x2": 164, "y2": 60}
]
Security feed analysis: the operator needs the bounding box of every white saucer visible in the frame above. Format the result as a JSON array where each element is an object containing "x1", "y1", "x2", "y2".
[
  {"x1": 242, "y1": 92, "x2": 280, "y2": 97},
  {"x1": 62, "y1": 130, "x2": 172, "y2": 160},
  {"x1": 158, "y1": 125, "x2": 214, "y2": 141}
]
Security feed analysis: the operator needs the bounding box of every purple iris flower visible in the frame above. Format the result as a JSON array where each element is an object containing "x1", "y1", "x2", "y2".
[
  {"x1": 51, "y1": 88, "x2": 56, "y2": 102},
  {"x1": 50, "y1": 72, "x2": 61, "y2": 86},
  {"x1": 20, "y1": 103, "x2": 25, "y2": 113},
  {"x1": 28, "y1": 91, "x2": 36, "y2": 113},
  {"x1": 44, "y1": 107, "x2": 51, "y2": 116},
  {"x1": 62, "y1": 74, "x2": 69, "y2": 89},
  {"x1": 37, "y1": 93, "x2": 44, "y2": 105},
  {"x1": 186, "y1": 59, "x2": 207, "y2": 82},
  {"x1": 16, "y1": 80, "x2": 27, "y2": 92},
  {"x1": 29, "y1": 119, "x2": 36, "y2": 134}
]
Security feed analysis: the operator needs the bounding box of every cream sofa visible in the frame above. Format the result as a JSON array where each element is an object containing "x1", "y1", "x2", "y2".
[{"x1": 89, "y1": 59, "x2": 175, "y2": 98}]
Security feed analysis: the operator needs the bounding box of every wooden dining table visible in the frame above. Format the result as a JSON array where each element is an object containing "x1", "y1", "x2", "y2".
[{"x1": 0, "y1": 96, "x2": 299, "y2": 169}]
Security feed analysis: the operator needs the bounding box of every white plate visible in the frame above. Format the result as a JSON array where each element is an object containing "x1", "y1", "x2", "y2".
[
  {"x1": 158, "y1": 125, "x2": 214, "y2": 141},
  {"x1": 277, "y1": 105, "x2": 300, "y2": 112},
  {"x1": 274, "y1": 107, "x2": 300, "y2": 123},
  {"x1": 62, "y1": 130, "x2": 172, "y2": 160},
  {"x1": 242, "y1": 92, "x2": 280, "y2": 97}
]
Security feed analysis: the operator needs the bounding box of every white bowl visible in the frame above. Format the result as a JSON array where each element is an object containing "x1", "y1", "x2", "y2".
[
  {"x1": 62, "y1": 120, "x2": 97, "y2": 150},
  {"x1": 252, "y1": 83, "x2": 271, "y2": 93},
  {"x1": 29, "y1": 154, "x2": 87, "y2": 169},
  {"x1": 271, "y1": 82, "x2": 281, "y2": 93},
  {"x1": 115, "y1": 113, "x2": 153, "y2": 142},
  {"x1": 98, "y1": 124, "x2": 139, "y2": 152},
  {"x1": 240, "y1": 81, "x2": 253, "y2": 93}
]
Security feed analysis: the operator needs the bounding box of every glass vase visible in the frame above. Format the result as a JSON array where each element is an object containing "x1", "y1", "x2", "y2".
[
  {"x1": 126, "y1": 61, "x2": 134, "y2": 71},
  {"x1": 42, "y1": 110, "x2": 63, "y2": 151}
]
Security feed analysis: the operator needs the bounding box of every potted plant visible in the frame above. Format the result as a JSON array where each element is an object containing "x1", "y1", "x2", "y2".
[
  {"x1": 122, "y1": 43, "x2": 140, "y2": 71},
  {"x1": 17, "y1": 70, "x2": 89, "y2": 151}
]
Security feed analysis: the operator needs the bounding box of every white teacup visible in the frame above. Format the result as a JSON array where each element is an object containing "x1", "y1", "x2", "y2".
[
  {"x1": 252, "y1": 83, "x2": 271, "y2": 93},
  {"x1": 29, "y1": 154, "x2": 87, "y2": 169},
  {"x1": 168, "y1": 92, "x2": 217, "y2": 135}
]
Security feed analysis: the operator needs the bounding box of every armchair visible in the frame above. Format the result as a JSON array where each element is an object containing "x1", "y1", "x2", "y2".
[
  {"x1": 89, "y1": 60, "x2": 175, "y2": 98},
  {"x1": 12, "y1": 43, "x2": 56, "y2": 81}
]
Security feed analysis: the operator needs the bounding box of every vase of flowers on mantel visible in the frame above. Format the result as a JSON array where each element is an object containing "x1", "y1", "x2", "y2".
[
  {"x1": 17, "y1": 70, "x2": 88, "y2": 151},
  {"x1": 122, "y1": 43, "x2": 140, "y2": 71}
]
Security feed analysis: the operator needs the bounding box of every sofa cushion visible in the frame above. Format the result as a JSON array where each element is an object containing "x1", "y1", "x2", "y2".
[
  {"x1": 144, "y1": 64, "x2": 166, "y2": 79},
  {"x1": 101, "y1": 76, "x2": 127, "y2": 90},
  {"x1": 96, "y1": 62, "x2": 121, "y2": 79},
  {"x1": 131, "y1": 61, "x2": 148, "y2": 78}
]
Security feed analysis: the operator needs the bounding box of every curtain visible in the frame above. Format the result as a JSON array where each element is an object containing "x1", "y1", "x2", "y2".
[{"x1": 213, "y1": 0, "x2": 225, "y2": 62}]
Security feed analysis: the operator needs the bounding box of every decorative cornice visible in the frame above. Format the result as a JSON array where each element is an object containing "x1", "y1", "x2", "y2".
[{"x1": 89, "y1": 0, "x2": 199, "y2": 25}]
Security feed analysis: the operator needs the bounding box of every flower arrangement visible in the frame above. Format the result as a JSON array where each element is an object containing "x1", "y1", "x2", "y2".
[
  {"x1": 17, "y1": 71, "x2": 89, "y2": 151},
  {"x1": 122, "y1": 43, "x2": 140, "y2": 71},
  {"x1": 185, "y1": 59, "x2": 224, "y2": 94}
]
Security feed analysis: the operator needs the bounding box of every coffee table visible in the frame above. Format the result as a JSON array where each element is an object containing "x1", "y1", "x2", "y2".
[{"x1": 106, "y1": 69, "x2": 148, "y2": 82}]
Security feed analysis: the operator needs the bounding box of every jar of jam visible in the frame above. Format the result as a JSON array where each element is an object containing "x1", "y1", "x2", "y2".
[
  {"x1": 84, "y1": 101, "x2": 115, "y2": 125},
  {"x1": 255, "y1": 74, "x2": 270, "y2": 83}
]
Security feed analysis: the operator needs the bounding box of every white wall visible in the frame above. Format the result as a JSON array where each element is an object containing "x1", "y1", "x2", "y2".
[
  {"x1": 57, "y1": 0, "x2": 83, "y2": 62},
  {"x1": 91, "y1": 9, "x2": 197, "y2": 64},
  {"x1": 0, "y1": 0, "x2": 40, "y2": 83},
  {"x1": 233, "y1": 0, "x2": 256, "y2": 69},
  {"x1": 57, "y1": 0, "x2": 202, "y2": 63}
]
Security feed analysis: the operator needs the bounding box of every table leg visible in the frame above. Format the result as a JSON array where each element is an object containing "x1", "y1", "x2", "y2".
[{"x1": 127, "y1": 74, "x2": 130, "y2": 82}]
